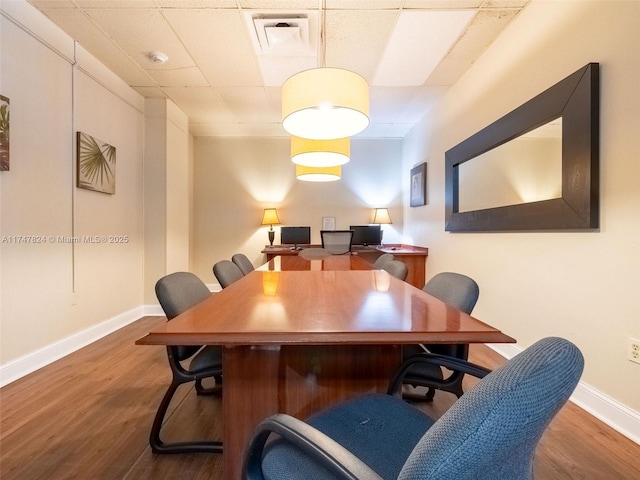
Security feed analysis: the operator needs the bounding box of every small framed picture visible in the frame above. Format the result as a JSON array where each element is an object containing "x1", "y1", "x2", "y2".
[
  {"x1": 322, "y1": 217, "x2": 336, "y2": 230},
  {"x1": 410, "y1": 162, "x2": 427, "y2": 207},
  {"x1": 0, "y1": 95, "x2": 9, "y2": 171},
  {"x1": 77, "y1": 131, "x2": 116, "y2": 194}
]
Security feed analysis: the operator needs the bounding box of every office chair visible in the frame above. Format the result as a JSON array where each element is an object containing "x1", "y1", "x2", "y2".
[
  {"x1": 373, "y1": 253, "x2": 394, "y2": 269},
  {"x1": 213, "y1": 260, "x2": 244, "y2": 288},
  {"x1": 321, "y1": 230, "x2": 354, "y2": 255},
  {"x1": 243, "y1": 337, "x2": 584, "y2": 480},
  {"x1": 152, "y1": 272, "x2": 223, "y2": 454},
  {"x1": 382, "y1": 260, "x2": 408, "y2": 281},
  {"x1": 299, "y1": 248, "x2": 331, "y2": 260},
  {"x1": 232, "y1": 253, "x2": 255, "y2": 275},
  {"x1": 403, "y1": 272, "x2": 480, "y2": 401}
]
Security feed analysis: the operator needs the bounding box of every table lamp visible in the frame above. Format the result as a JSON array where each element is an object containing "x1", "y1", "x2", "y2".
[
  {"x1": 261, "y1": 208, "x2": 280, "y2": 246},
  {"x1": 372, "y1": 208, "x2": 392, "y2": 245}
]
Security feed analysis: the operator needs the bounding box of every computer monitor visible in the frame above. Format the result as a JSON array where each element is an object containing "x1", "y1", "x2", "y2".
[
  {"x1": 280, "y1": 226, "x2": 311, "y2": 249},
  {"x1": 350, "y1": 225, "x2": 382, "y2": 246}
]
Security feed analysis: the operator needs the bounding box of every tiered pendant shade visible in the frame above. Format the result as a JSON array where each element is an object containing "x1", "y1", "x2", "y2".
[
  {"x1": 296, "y1": 165, "x2": 341, "y2": 182},
  {"x1": 291, "y1": 136, "x2": 350, "y2": 167},
  {"x1": 282, "y1": 68, "x2": 369, "y2": 140}
]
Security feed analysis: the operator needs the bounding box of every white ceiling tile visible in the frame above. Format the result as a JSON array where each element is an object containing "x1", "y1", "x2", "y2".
[
  {"x1": 239, "y1": 1, "x2": 321, "y2": 9},
  {"x1": 157, "y1": 0, "x2": 238, "y2": 7},
  {"x1": 165, "y1": 9, "x2": 263, "y2": 86},
  {"x1": 372, "y1": 10, "x2": 476, "y2": 86},
  {"x1": 145, "y1": 67, "x2": 210, "y2": 87},
  {"x1": 190, "y1": 123, "x2": 287, "y2": 137},
  {"x1": 402, "y1": 0, "x2": 483, "y2": 8},
  {"x1": 132, "y1": 86, "x2": 167, "y2": 97},
  {"x1": 354, "y1": 123, "x2": 413, "y2": 138},
  {"x1": 163, "y1": 87, "x2": 235, "y2": 123},
  {"x1": 75, "y1": 0, "x2": 158, "y2": 7},
  {"x1": 37, "y1": 9, "x2": 156, "y2": 86},
  {"x1": 324, "y1": 9, "x2": 398, "y2": 81},
  {"x1": 426, "y1": 9, "x2": 519, "y2": 86},
  {"x1": 217, "y1": 87, "x2": 280, "y2": 123},
  {"x1": 83, "y1": 9, "x2": 196, "y2": 68},
  {"x1": 258, "y1": 56, "x2": 318, "y2": 86},
  {"x1": 326, "y1": 0, "x2": 403, "y2": 9},
  {"x1": 28, "y1": 0, "x2": 77, "y2": 8}
]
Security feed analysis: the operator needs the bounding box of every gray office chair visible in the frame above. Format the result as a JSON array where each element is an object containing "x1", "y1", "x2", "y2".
[
  {"x1": 152, "y1": 272, "x2": 223, "y2": 454},
  {"x1": 243, "y1": 337, "x2": 584, "y2": 480},
  {"x1": 321, "y1": 230, "x2": 354, "y2": 255},
  {"x1": 213, "y1": 260, "x2": 244, "y2": 288},
  {"x1": 299, "y1": 248, "x2": 331, "y2": 260},
  {"x1": 373, "y1": 253, "x2": 394, "y2": 269},
  {"x1": 403, "y1": 272, "x2": 480, "y2": 401},
  {"x1": 382, "y1": 260, "x2": 408, "y2": 281},
  {"x1": 232, "y1": 253, "x2": 255, "y2": 275}
]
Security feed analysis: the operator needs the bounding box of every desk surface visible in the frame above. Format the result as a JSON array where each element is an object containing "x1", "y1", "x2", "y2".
[{"x1": 138, "y1": 255, "x2": 513, "y2": 347}]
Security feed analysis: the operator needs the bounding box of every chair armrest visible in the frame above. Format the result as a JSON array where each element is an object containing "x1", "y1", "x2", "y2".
[
  {"x1": 387, "y1": 353, "x2": 492, "y2": 396},
  {"x1": 243, "y1": 413, "x2": 383, "y2": 480}
]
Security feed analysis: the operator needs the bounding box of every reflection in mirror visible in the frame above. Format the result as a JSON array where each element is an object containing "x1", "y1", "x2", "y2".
[{"x1": 458, "y1": 118, "x2": 562, "y2": 212}]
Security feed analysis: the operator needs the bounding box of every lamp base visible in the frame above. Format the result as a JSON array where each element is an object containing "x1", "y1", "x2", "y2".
[{"x1": 268, "y1": 230, "x2": 275, "y2": 246}]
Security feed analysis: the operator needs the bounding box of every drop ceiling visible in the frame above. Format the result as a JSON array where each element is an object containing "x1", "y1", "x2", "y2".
[{"x1": 26, "y1": 0, "x2": 530, "y2": 138}]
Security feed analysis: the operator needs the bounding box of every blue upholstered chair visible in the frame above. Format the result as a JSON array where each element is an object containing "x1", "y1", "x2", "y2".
[
  {"x1": 232, "y1": 253, "x2": 255, "y2": 275},
  {"x1": 243, "y1": 337, "x2": 583, "y2": 480},
  {"x1": 403, "y1": 272, "x2": 480, "y2": 401},
  {"x1": 152, "y1": 272, "x2": 223, "y2": 454},
  {"x1": 213, "y1": 259, "x2": 244, "y2": 288}
]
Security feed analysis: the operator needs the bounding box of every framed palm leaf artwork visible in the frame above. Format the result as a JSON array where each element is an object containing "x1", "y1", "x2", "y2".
[
  {"x1": 77, "y1": 132, "x2": 116, "y2": 194},
  {"x1": 0, "y1": 95, "x2": 9, "y2": 171}
]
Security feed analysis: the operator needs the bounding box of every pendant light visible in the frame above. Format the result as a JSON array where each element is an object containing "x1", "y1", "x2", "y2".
[
  {"x1": 296, "y1": 165, "x2": 341, "y2": 182},
  {"x1": 291, "y1": 136, "x2": 350, "y2": 167},
  {"x1": 281, "y1": 1, "x2": 369, "y2": 140}
]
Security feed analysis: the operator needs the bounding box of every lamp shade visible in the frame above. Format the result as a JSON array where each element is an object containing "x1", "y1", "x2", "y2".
[
  {"x1": 261, "y1": 208, "x2": 280, "y2": 226},
  {"x1": 282, "y1": 68, "x2": 369, "y2": 140},
  {"x1": 291, "y1": 136, "x2": 350, "y2": 167},
  {"x1": 296, "y1": 165, "x2": 341, "y2": 182},
  {"x1": 373, "y1": 208, "x2": 392, "y2": 224}
]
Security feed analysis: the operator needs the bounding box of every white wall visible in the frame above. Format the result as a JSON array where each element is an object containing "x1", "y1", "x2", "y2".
[
  {"x1": 0, "y1": 3, "x2": 144, "y2": 375},
  {"x1": 191, "y1": 136, "x2": 404, "y2": 284},
  {"x1": 402, "y1": 0, "x2": 640, "y2": 419}
]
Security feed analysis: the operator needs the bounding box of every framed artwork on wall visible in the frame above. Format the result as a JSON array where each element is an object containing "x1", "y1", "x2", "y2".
[
  {"x1": 410, "y1": 162, "x2": 427, "y2": 207},
  {"x1": 77, "y1": 131, "x2": 116, "y2": 194},
  {"x1": 322, "y1": 217, "x2": 336, "y2": 230},
  {"x1": 0, "y1": 95, "x2": 9, "y2": 171}
]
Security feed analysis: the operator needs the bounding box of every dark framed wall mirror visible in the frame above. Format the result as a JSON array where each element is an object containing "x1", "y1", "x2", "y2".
[{"x1": 445, "y1": 63, "x2": 599, "y2": 232}]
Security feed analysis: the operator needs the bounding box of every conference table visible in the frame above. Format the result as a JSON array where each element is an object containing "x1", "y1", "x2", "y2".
[{"x1": 137, "y1": 255, "x2": 515, "y2": 479}]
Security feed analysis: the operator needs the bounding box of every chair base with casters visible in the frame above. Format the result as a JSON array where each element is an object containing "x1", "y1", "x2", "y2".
[{"x1": 243, "y1": 337, "x2": 583, "y2": 480}]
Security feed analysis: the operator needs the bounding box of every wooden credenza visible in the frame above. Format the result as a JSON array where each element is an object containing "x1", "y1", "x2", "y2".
[{"x1": 261, "y1": 243, "x2": 429, "y2": 288}]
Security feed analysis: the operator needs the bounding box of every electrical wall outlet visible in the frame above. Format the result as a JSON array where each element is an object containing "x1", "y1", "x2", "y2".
[{"x1": 629, "y1": 338, "x2": 640, "y2": 364}]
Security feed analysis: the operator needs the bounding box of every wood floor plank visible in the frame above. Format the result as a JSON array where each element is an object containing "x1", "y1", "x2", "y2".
[{"x1": 1, "y1": 318, "x2": 638, "y2": 479}]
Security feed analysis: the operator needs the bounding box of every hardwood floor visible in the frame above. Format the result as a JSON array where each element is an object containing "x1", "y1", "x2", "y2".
[{"x1": 1, "y1": 316, "x2": 638, "y2": 479}]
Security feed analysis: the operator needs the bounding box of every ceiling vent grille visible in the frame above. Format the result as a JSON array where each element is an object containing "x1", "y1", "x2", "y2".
[{"x1": 245, "y1": 12, "x2": 318, "y2": 56}]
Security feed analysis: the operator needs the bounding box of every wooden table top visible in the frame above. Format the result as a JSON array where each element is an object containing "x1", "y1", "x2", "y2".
[{"x1": 137, "y1": 255, "x2": 514, "y2": 347}]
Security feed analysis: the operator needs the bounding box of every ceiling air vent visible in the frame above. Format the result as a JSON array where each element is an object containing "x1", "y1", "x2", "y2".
[{"x1": 245, "y1": 12, "x2": 318, "y2": 56}]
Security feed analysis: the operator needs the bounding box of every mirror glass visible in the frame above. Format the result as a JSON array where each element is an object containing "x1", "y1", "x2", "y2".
[{"x1": 458, "y1": 118, "x2": 562, "y2": 212}]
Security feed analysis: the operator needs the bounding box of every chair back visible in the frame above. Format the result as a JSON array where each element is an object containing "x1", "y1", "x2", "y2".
[
  {"x1": 155, "y1": 272, "x2": 211, "y2": 361},
  {"x1": 213, "y1": 260, "x2": 244, "y2": 288},
  {"x1": 423, "y1": 272, "x2": 479, "y2": 315},
  {"x1": 321, "y1": 230, "x2": 354, "y2": 255},
  {"x1": 383, "y1": 260, "x2": 408, "y2": 281},
  {"x1": 373, "y1": 253, "x2": 394, "y2": 268},
  {"x1": 232, "y1": 253, "x2": 255, "y2": 275},
  {"x1": 398, "y1": 337, "x2": 584, "y2": 480}
]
